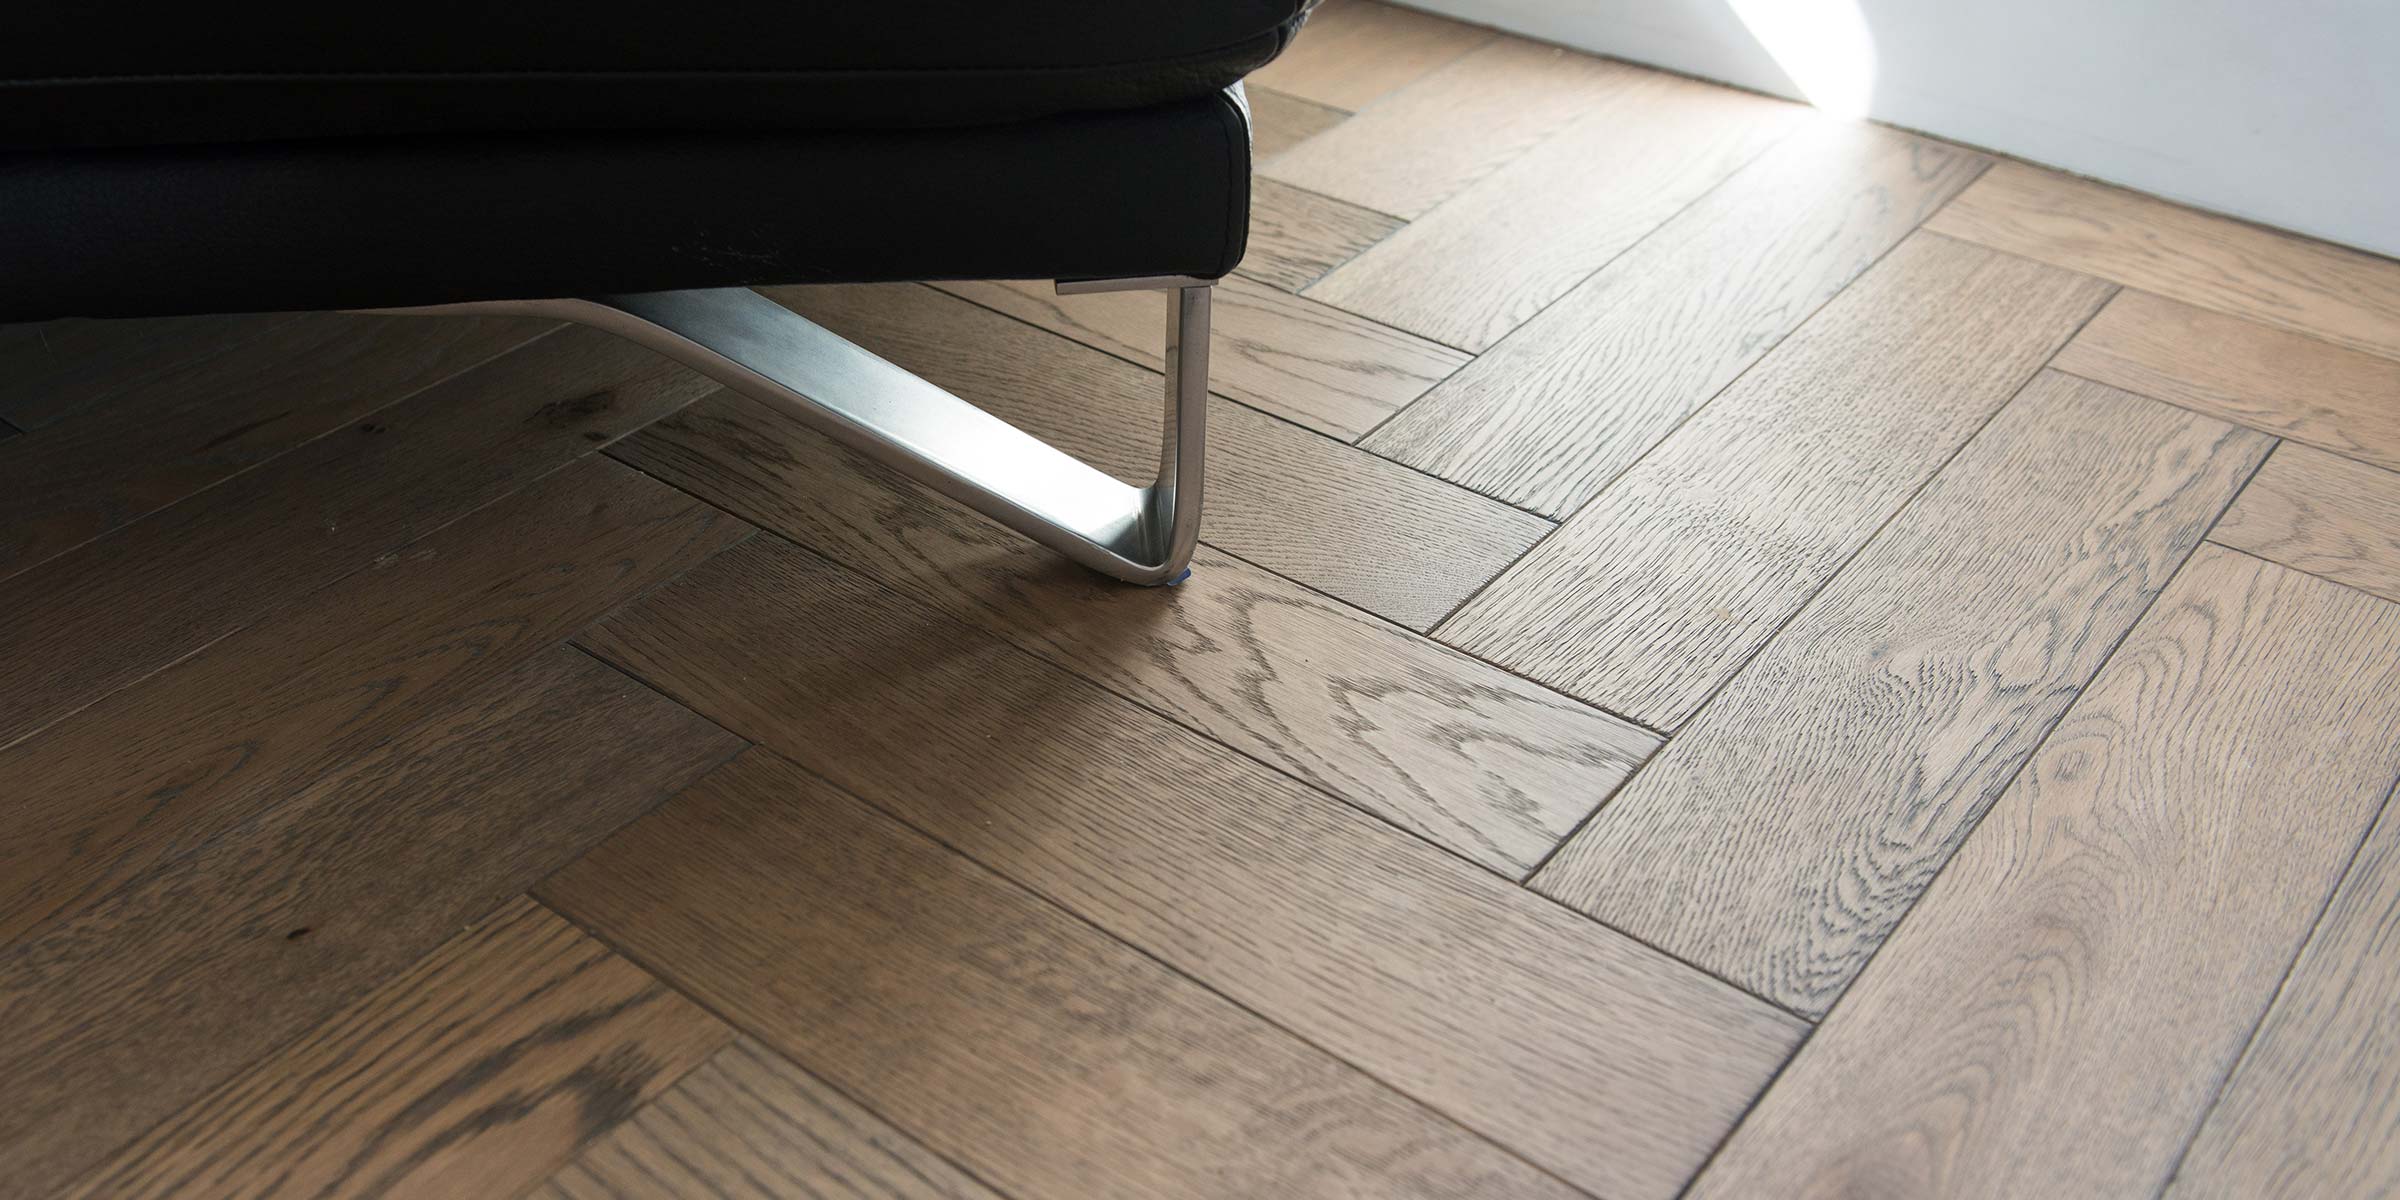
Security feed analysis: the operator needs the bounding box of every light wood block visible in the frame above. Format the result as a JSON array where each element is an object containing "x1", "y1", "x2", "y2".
[
  {"x1": 1240, "y1": 178, "x2": 1405, "y2": 293},
  {"x1": 1440, "y1": 233, "x2": 2115, "y2": 727},
  {"x1": 1249, "y1": 85, "x2": 1349, "y2": 160},
  {"x1": 1364, "y1": 122, "x2": 1987, "y2": 516},
  {"x1": 2214, "y1": 442, "x2": 2400, "y2": 604},
  {"x1": 1928, "y1": 162, "x2": 2400, "y2": 361},
  {"x1": 0, "y1": 312, "x2": 305, "y2": 430},
  {"x1": 1533, "y1": 373, "x2": 2270, "y2": 1015},
  {"x1": 1689, "y1": 545, "x2": 2400, "y2": 1199},
  {"x1": 1245, "y1": 0, "x2": 1492, "y2": 113},
  {"x1": 540, "y1": 752, "x2": 1582, "y2": 1200}
]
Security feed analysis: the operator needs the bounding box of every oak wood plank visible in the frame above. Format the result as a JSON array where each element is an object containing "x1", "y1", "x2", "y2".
[
  {"x1": 935, "y1": 274, "x2": 1466, "y2": 441},
  {"x1": 531, "y1": 1036, "x2": 1001, "y2": 1200},
  {"x1": 541, "y1": 751, "x2": 1580, "y2": 1200},
  {"x1": 1689, "y1": 546, "x2": 2400, "y2": 1198},
  {"x1": 0, "y1": 455, "x2": 746, "y2": 944},
  {"x1": 1248, "y1": 85, "x2": 1348, "y2": 160},
  {"x1": 0, "y1": 647, "x2": 739, "y2": 1199},
  {"x1": 2213, "y1": 442, "x2": 2400, "y2": 604},
  {"x1": 62, "y1": 897, "x2": 731, "y2": 1200},
  {"x1": 2168, "y1": 788, "x2": 2400, "y2": 1199},
  {"x1": 0, "y1": 324, "x2": 720, "y2": 746},
  {"x1": 1245, "y1": 0, "x2": 1492, "y2": 113},
  {"x1": 1927, "y1": 161, "x2": 2400, "y2": 360},
  {"x1": 1305, "y1": 75, "x2": 1804, "y2": 352},
  {"x1": 2054, "y1": 289, "x2": 2400, "y2": 469},
  {"x1": 1363, "y1": 122, "x2": 1988, "y2": 515},
  {"x1": 1264, "y1": 36, "x2": 1646, "y2": 220},
  {"x1": 760, "y1": 283, "x2": 1548, "y2": 629},
  {"x1": 0, "y1": 312, "x2": 550, "y2": 580},
  {"x1": 0, "y1": 311, "x2": 307, "y2": 429},
  {"x1": 576, "y1": 537, "x2": 1805, "y2": 1200},
  {"x1": 1239, "y1": 178, "x2": 1406, "y2": 293},
  {"x1": 612, "y1": 391, "x2": 1655, "y2": 876},
  {"x1": 1532, "y1": 373, "x2": 2270, "y2": 1015},
  {"x1": 1440, "y1": 233, "x2": 2116, "y2": 727}
]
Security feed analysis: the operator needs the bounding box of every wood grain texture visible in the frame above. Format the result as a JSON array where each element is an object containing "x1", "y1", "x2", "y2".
[
  {"x1": 760, "y1": 283, "x2": 1548, "y2": 629},
  {"x1": 1248, "y1": 85, "x2": 1348, "y2": 160},
  {"x1": 935, "y1": 274, "x2": 1466, "y2": 441},
  {"x1": 532, "y1": 1036, "x2": 1001, "y2": 1200},
  {"x1": 1927, "y1": 161, "x2": 2400, "y2": 360},
  {"x1": 1244, "y1": 0, "x2": 1491, "y2": 112},
  {"x1": 1441, "y1": 233, "x2": 2116, "y2": 727},
  {"x1": 2168, "y1": 787, "x2": 2400, "y2": 1199},
  {"x1": 0, "y1": 647, "x2": 738, "y2": 1199},
  {"x1": 0, "y1": 324, "x2": 718, "y2": 746},
  {"x1": 1239, "y1": 177, "x2": 1405, "y2": 293},
  {"x1": 1363, "y1": 122, "x2": 1989, "y2": 516},
  {"x1": 0, "y1": 456, "x2": 745, "y2": 944},
  {"x1": 0, "y1": 312, "x2": 549, "y2": 580},
  {"x1": 62, "y1": 897, "x2": 731, "y2": 1200},
  {"x1": 1265, "y1": 36, "x2": 1645, "y2": 220},
  {"x1": 612, "y1": 391, "x2": 1655, "y2": 876},
  {"x1": 1533, "y1": 373, "x2": 2271, "y2": 1015},
  {"x1": 540, "y1": 752, "x2": 1582, "y2": 1200},
  {"x1": 577, "y1": 537, "x2": 1804, "y2": 1200},
  {"x1": 2054, "y1": 289, "x2": 2400, "y2": 469},
  {"x1": 1689, "y1": 545, "x2": 2400, "y2": 1200},
  {"x1": 0, "y1": 311, "x2": 306, "y2": 429},
  {"x1": 1306, "y1": 75, "x2": 1803, "y2": 352},
  {"x1": 2214, "y1": 442, "x2": 2400, "y2": 604}
]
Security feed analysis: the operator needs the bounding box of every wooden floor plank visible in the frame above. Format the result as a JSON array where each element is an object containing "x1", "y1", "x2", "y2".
[
  {"x1": 1363, "y1": 122, "x2": 1988, "y2": 516},
  {"x1": 1245, "y1": 0, "x2": 1492, "y2": 113},
  {"x1": 531, "y1": 1036, "x2": 1001, "y2": 1200},
  {"x1": 0, "y1": 312, "x2": 549, "y2": 580},
  {"x1": 1239, "y1": 178, "x2": 1406, "y2": 293},
  {"x1": 2168, "y1": 787, "x2": 2400, "y2": 1200},
  {"x1": 2213, "y1": 442, "x2": 2400, "y2": 604},
  {"x1": 1308, "y1": 76, "x2": 1803, "y2": 352},
  {"x1": 0, "y1": 455, "x2": 745, "y2": 944},
  {"x1": 0, "y1": 647, "x2": 738, "y2": 1199},
  {"x1": 575, "y1": 536, "x2": 1804, "y2": 1200},
  {"x1": 1441, "y1": 233, "x2": 2116, "y2": 727},
  {"x1": 935, "y1": 274, "x2": 1466, "y2": 441},
  {"x1": 0, "y1": 325, "x2": 719, "y2": 746},
  {"x1": 540, "y1": 751, "x2": 1582, "y2": 1200},
  {"x1": 1533, "y1": 373, "x2": 2270, "y2": 1015},
  {"x1": 1927, "y1": 162, "x2": 2400, "y2": 361},
  {"x1": 0, "y1": 311, "x2": 307, "y2": 429},
  {"x1": 1249, "y1": 85, "x2": 1349, "y2": 160},
  {"x1": 2054, "y1": 289, "x2": 2400, "y2": 470},
  {"x1": 761, "y1": 283, "x2": 1548, "y2": 630},
  {"x1": 1264, "y1": 37, "x2": 1645, "y2": 220},
  {"x1": 1689, "y1": 545, "x2": 2400, "y2": 1199},
  {"x1": 61, "y1": 897, "x2": 731, "y2": 1200},
  {"x1": 612, "y1": 391, "x2": 1655, "y2": 876}
]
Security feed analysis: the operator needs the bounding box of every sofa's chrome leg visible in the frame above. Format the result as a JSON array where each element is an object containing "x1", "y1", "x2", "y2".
[{"x1": 363, "y1": 283, "x2": 1210, "y2": 585}]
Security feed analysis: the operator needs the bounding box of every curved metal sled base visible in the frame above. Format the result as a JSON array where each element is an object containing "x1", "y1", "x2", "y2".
[{"x1": 369, "y1": 283, "x2": 1210, "y2": 585}]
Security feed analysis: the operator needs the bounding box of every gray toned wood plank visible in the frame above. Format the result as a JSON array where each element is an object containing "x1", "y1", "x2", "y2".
[{"x1": 2213, "y1": 442, "x2": 2400, "y2": 604}]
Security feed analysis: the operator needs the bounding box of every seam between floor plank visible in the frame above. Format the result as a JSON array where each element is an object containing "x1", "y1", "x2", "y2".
[{"x1": 2199, "y1": 539, "x2": 2400, "y2": 611}]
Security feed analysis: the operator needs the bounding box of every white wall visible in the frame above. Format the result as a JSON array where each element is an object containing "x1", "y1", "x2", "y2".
[{"x1": 1403, "y1": 0, "x2": 2400, "y2": 258}]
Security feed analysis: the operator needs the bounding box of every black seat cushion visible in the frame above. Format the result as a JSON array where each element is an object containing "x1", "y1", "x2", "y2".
[{"x1": 6, "y1": 1, "x2": 1309, "y2": 150}]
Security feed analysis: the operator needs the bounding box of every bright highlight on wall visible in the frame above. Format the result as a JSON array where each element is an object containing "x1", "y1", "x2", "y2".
[{"x1": 1726, "y1": 0, "x2": 1878, "y2": 118}]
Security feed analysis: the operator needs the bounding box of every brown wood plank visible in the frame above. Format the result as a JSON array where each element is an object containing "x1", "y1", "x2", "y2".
[
  {"x1": 575, "y1": 537, "x2": 1805, "y2": 1200},
  {"x1": 612, "y1": 391, "x2": 1655, "y2": 876},
  {"x1": 1245, "y1": 0, "x2": 1492, "y2": 112},
  {"x1": 0, "y1": 647, "x2": 739, "y2": 1199},
  {"x1": 1264, "y1": 37, "x2": 1645, "y2": 220},
  {"x1": 1689, "y1": 545, "x2": 2400, "y2": 1199},
  {"x1": 2168, "y1": 787, "x2": 2400, "y2": 1199},
  {"x1": 0, "y1": 312, "x2": 550, "y2": 580},
  {"x1": 1927, "y1": 162, "x2": 2400, "y2": 360},
  {"x1": 2054, "y1": 289, "x2": 2400, "y2": 470},
  {"x1": 542, "y1": 751, "x2": 1580, "y2": 1200},
  {"x1": 1441, "y1": 233, "x2": 2115, "y2": 727},
  {"x1": 0, "y1": 455, "x2": 746, "y2": 944},
  {"x1": 2214, "y1": 442, "x2": 2400, "y2": 604},
  {"x1": 1533, "y1": 373, "x2": 2270, "y2": 1015},
  {"x1": 1305, "y1": 76, "x2": 1803, "y2": 352},
  {"x1": 1239, "y1": 178, "x2": 1406, "y2": 293},
  {"x1": 0, "y1": 324, "x2": 719, "y2": 747},
  {"x1": 531, "y1": 1036, "x2": 1001, "y2": 1200},
  {"x1": 1249, "y1": 85, "x2": 1349, "y2": 160},
  {"x1": 935, "y1": 274, "x2": 1466, "y2": 441},
  {"x1": 0, "y1": 311, "x2": 307, "y2": 429},
  {"x1": 1363, "y1": 122, "x2": 1988, "y2": 516},
  {"x1": 760, "y1": 283, "x2": 1548, "y2": 629},
  {"x1": 61, "y1": 897, "x2": 731, "y2": 1200}
]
